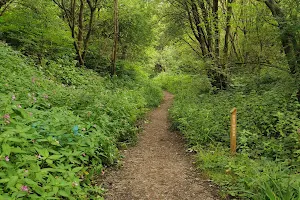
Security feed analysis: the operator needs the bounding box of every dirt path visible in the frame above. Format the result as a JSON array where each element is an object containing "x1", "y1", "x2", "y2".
[{"x1": 100, "y1": 92, "x2": 219, "y2": 200}]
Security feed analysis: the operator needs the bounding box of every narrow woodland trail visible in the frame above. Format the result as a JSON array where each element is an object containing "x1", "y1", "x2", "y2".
[{"x1": 100, "y1": 92, "x2": 219, "y2": 200}]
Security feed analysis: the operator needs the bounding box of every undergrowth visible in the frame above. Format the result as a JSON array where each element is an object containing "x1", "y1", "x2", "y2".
[
  {"x1": 0, "y1": 43, "x2": 162, "y2": 199},
  {"x1": 154, "y1": 71, "x2": 300, "y2": 199}
]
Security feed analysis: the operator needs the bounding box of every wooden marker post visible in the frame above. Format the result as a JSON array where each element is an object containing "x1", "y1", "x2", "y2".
[{"x1": 230, "y1": 108, "x2": 237, "y2": 155}]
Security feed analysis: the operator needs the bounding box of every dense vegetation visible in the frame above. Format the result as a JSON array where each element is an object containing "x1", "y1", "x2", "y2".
[
  {"x1": 0, "y1": 0, "x2": 299, "y2": 199},
  {"x1": 155, "y1": 71, "x2": 300, "y2": 199},
  {"x1": 0, "y1": 0, "x2": 163, "y2": 198},
  {"x1": 152, "y1": 0, "x2": 300, "y2": 198},
  {"x1": 0, "y1": 43, "x2": 162, "y2": 198}
]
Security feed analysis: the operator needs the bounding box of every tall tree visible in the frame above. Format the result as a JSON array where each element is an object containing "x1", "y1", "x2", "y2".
[
  {"x1": 212, "y1": 0, "x2": 219, "y2": 59},
  {"x1": 52, "y1": 0, "x2": 99, "y2": 66},
  {"x1": 223, "y1": 0, "x2": 234, "y2": 58},
  {"x1": 256, "y1": 0, "x2": 300, "y2": 100},
  {"x1": 111, "y1": 0, "x2": 118, "y2": 76},
  {"x1": 171, "y1": 0, "x2": 228, "y2": 89},
  {"x1": 257, "y1": 0, "x2": 299, "y2": 75}
]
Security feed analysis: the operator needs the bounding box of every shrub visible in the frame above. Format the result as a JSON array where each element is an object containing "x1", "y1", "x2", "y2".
[
  {"x1": 0, "y1": 43, "x2": 162, "y2": 199},
  {"x1": 155, "y1": 71, "x2": 300, "y2": 198}
]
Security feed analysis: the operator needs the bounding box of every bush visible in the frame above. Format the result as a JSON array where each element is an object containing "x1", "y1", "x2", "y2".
[
  {"x1": 0, "y1": 43, "x2": 162, "y2": 199},
  {"x1": 0, "y1": 0, "x2": 73, "y2": 61},
  {"x1": 155, "y1": 71, "x2": 300, "y2": 199},
  {"x1": 197, "y1": 147, "x2": 300, "y2": 199},
  {"x1": 153, "y1": 72, "x2": 212, "y2": 95}
]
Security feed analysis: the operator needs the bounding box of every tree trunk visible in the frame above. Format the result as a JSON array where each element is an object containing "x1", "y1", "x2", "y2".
[
  {"x1": 198, "y1": 0, "x2": 212, "y2": 53},
  {"x1": 213, "y1": 0, "x2": 220, "y2": 59},
  {"x1": 111, "y1": 0, "x2": 118, "y2": 76},
  {"x1": 224, "y1": 0, "x2": 234, "y2": 58},
  {"x1": 182, "y1": 0, "x2": 227, "y2": 89},
  {"x1": 185, "y1": 1, "x2": 207, "y2": 56},
  {"x1": 191, "y1": 0, "x2": 208, "y2": 54},
  {"x1": 53, "y1": 0, "x2": 98, "y2": 67},
  {"x1": 261, "y1": 0, "x2": 300, "y2": 100},
  {"x1": 83, "y1": 0, "x2": 97, "y2": 62},
  {"x1": 211, "y1": 0, "x2": 227, "y2": 89},
  {"x1": 77, "y1": 0, "x2": 84, "y2": 66},
  {"x1": 263, "y1": 0, "x2": 299, "y2": 75}
]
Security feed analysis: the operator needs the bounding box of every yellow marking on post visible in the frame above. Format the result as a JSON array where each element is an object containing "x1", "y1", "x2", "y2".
[{"x1": 230, "y1": 108, "x2": 237, "y2": 155}]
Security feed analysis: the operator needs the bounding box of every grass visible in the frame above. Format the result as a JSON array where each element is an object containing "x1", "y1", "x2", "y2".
[{"x1": 155, "y1": 71, "x2": 300, "y2": 199}]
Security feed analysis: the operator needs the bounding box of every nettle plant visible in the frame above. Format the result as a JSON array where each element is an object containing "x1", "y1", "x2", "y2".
[
  {"x1": 0, "y1": 43, "x2": 163, "y2": 199},
  {"x1": 0, "y1": 92, "x2": 116, "y2": 199}
]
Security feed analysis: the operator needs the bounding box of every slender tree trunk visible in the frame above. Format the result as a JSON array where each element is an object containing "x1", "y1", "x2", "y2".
[
  {"x1": 53, "y1": 0, "x2": 98, "y2": 67},
  {"x1": 213, "y1": 0, "x2": 220, "y2": 58},
  {"x1": 224, "y1": 0, "x2": 234, "y2": 58},
  {"x1": 198, "y1": 0, "x2": 212, "y2": 53},
  {"x1": 230, "y1": 30, "x2": 242, "y2": 61},
  {"x1": 76, "y1": 0, "x2": 84, "y2": 66},
  {"x1": 191, "y1": 0, "x2": 208, "y2": 55},
  {"x1": 182, "y1": 0, "x2": 227, "y2": 89},
  {"x1": 83, "y1": 0, "x2": 97, "y2": 61},
  {"x1": 111, "y1": 0, "x2": 118, "y2": 76},
  {"x1": 185, "y1": 1, "x2": 206, "y2": 55},
  {"x1": 259, "y1": 0, "x2": 300, "y2": 101},
  {"x1": 210, "y1": 0, "x2": 228, "y2": 89},
  {"x1": 262, "y1": 0, "x2": 299, "y2": 75}
]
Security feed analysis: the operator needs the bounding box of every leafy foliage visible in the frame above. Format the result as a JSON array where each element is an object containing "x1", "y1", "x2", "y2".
[
  {"x1": 197, "y1": 147, "x2": 300, "y2": 199},
  {"x1": 0, "y1": 43, "x2": 162, "y2": 199},
  {"x1": 0, "y1": 0, "x2": 299, "y2": 198},
  {"x1": 0, "y1": 0, "x2": 73, "y2": 61},
  {"x1": 156, "y1": 70, "x2": 300, "y2": 198},
  {"x1": 85, "y1": 0, "x2": 157, "y2": 73}
]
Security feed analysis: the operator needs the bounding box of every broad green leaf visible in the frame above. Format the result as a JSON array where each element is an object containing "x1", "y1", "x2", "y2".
[
  {"x1": 36, "y1": 148, "x2": 49, "y2": 158},
  {"x1": 0, "y1": 178, "x2": 10, "y2": 183},
  {"x1": 46, "y1": 159, "x2": 53, "y2": 165},
  {"x1": 32, "y1": 185, "x2": 44, "y2": 195},
  {"x1": 7, "y1": 176, "x2": 18, "y2": 188},
  {"x1": 71, "y1": 167, "x2": 82, "y2": 173},
  {"x1": 12, "y1": 191, "x2": 27, "y2": 198},
  {"x1": 2, "y1": 143, "x2": 11, "y2": 155},
  {"x1": 11, "y1": 147, "x2": 26, "y2": 154},
  {"x1": 24, "y1": 178, "x2": 37, "y2": 186},
  {"x1": 7, "y1": 138, "x2": 24, "y2": 143},
  {"x1": 48, "y1": 155, "x2": 63, "y2": 160},
  {"x1": 58, "y1": 190, "x2": 70, "y2": 197},
  {"x1": 53, "y1": 186, "x2": 59, "y2": 194}
]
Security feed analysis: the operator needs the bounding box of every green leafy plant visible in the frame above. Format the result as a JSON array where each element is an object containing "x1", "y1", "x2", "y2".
[
  {"x1": 0, "y1": 43, "x2": 162, "y2": 199},
  {"x1": 156, "y1": 71, "x2": 300, "y2": 199}
]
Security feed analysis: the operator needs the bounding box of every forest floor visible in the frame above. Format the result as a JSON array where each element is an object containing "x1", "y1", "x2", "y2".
[{"x1": 99, "y1": 92, "x2": 219, "y2": 200}]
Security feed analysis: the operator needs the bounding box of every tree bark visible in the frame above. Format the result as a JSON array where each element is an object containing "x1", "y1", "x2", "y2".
[
  {"x1": 198, "y1": 0, "x2": 212, "y2": 53},
  {"x1": 53, "y1": 0, "x2": 98, "y2": 67},
  {"x1": 213, "y1": 0, "x2": 220, "y2": 59},
  {"x1": 180, "y1": 0, "x2": 228, "y2": 89},
  {"x1": 224, "y1": 0, "x2": 234, "y2": 58},
  {"x1": 83, "y1": 0, "x2": 97, "y2": 61},
  {"x1": 111, "y1": 0, "x2": 118, "y2": 76},
  {"x1": 257, "y1": 0, "x2": 299, "y2": 101},
  {"x1": 191, "y1": 0, "x2": 208, "y2": 53},
  {"x1": 77, "y1": 0, "x2": 85, "y2": 66},
  {"x1": 185, "y1": 1, "x2": 207, "y2": 56},
  {"x1": 262, "y1": 0, "x2": 299, "y2": 75}
]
